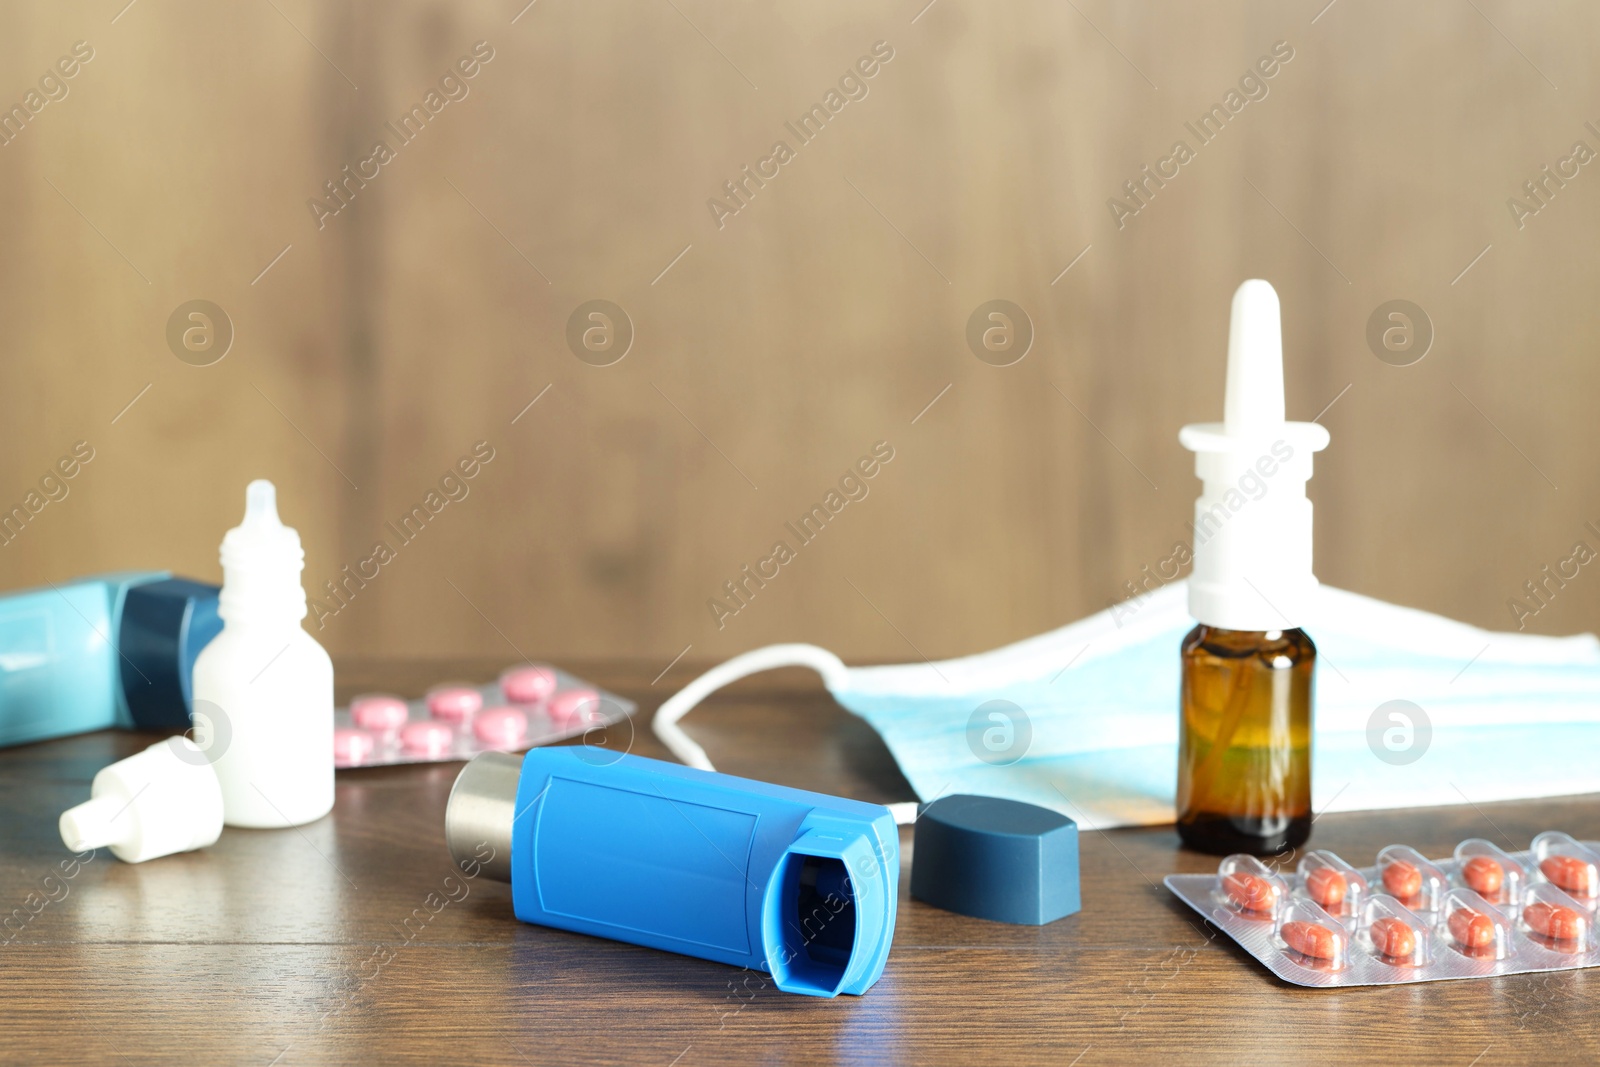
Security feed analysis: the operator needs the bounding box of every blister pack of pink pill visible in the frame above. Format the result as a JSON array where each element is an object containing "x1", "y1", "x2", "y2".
[
  {"x1": 1165, "y1": 832, "x2": 1600, "y2": 987},
  {"x1": 333, "y1": 663, "x2": 635, "y2": 769}
]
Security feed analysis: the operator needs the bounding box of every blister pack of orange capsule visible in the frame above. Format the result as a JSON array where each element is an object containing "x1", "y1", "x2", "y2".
[{"x1": 1164, "y1": 832, "x2": 1600, "y2": 987}]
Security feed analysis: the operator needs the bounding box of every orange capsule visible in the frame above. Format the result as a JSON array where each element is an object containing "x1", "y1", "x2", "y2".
[
  {"x1": 1305, "y1": 867, "x2": 1348, "y2": 908},
  {"x1": 1448, "y1": 906, "x2": 1496, "y2": 949},
  {"x1": 1382, "y1": 859, "x2": 1423, "y2": 899},
  {"x1": 1281, "y1": 920, "x2": 1343, "y2": 960},
  {"x1": 1461, "y1": 856, "x2": 1504, "y2": 897},
  {"x1": 1524, "y1": 902, "x2": 1583, "y2": 941},
  {"x1": 1540, "y1": 856, "x2": 1596, "y2": 897},
  {"x1": 1370, "y1": 916, "x2": 1417, "y2": 959},
  {"x1": 1223, "y1": 872, "x2": 1277, "y2": 912}
]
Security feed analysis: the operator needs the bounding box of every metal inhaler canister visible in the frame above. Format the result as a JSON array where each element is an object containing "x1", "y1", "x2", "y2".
[{"x1": 445, "y1": 747, "x2": 899, "y2": 997}]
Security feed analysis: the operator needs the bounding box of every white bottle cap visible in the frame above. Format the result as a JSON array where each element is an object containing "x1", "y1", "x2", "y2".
[
  {"x1": 219, "y1": 480, "x2": 307, "y2": 623},
  {"x1": 1179, "y1": 280, "x2": 1330, "y2": 631},
  {"x1": 59, "y1": 739, "x2": 225, "y2": 863}
]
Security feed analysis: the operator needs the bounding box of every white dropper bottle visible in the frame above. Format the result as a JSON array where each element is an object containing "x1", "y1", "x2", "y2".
[{"x1": 193, "y1": 480, "x2": 335, "y2": 827}]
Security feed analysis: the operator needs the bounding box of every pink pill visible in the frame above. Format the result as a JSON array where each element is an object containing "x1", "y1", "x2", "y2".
[
  {"x1": 549, "y1": 688, "x2": 601, "y2": 725},
  {"x1": 473, "y1": 706, "x2": 529, "y2": 748},
  {"x1": 333, "y1": 727, "x2": 375, "y2": 766},
  {"x1": 501, "y1": 665, "x2": 558, "y2": 705},
  {"x1": 400, "y1": 720, "x2": 455, "y2": 756},
  {"x1": 350, "y1": 694, "x2": 409, "y2": 730},
  {"x1": 427, "y1": 686, "x2": 483, "y2": 723}
]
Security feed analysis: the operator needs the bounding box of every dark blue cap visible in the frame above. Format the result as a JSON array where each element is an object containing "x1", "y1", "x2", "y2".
[
  {"x1": 118, "y1": 578, "x2": 222, "y2": 730},
  {"x1": 910, "y1": 794, "x2": 1080, "y2": 926}
]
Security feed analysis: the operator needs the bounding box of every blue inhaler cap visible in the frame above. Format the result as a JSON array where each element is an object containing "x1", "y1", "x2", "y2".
[
  {"x1": 910, "y1": 794, "x2": 1081, "y2": 925},
  {"x1": 445, "y1": 747, "x2": 899, "y2": 997},
  {"x1": 117, "y1": 578, "x2": 223, "y2": 730}
]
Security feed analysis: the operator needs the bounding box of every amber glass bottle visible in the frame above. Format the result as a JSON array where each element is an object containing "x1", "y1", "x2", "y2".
[{"x1": 1176, "y1": 624, "x2": 1314, "y2": 855}]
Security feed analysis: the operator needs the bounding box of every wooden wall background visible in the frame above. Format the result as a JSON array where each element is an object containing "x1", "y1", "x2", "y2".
[{"x1": 0, "y1": 0, "x2": 1596, "y2": 672}]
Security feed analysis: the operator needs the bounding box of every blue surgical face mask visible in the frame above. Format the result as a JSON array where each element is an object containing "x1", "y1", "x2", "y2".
[{"x1": 654, "y1": 581, "x2": 1600, "y2": 830}]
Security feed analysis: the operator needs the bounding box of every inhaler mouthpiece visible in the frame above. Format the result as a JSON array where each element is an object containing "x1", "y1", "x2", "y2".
[
  {"x1": 1179, "y1": 281, "x2": 1329, "y2": 631},
  {"x1": 219, "y1": 479, "x2": 307, "y2": 621},
  {"x1": 59, "y1": 739, "x2": 224, "y2": 863}
]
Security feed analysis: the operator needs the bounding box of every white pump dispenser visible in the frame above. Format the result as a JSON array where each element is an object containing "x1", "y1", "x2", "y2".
[
  {"x1": 1179, "y1": 280, "x2": 1330, "y2": 631},
  {"x1": 193, "y1": 480, "x2": 335, "y2": 827}
]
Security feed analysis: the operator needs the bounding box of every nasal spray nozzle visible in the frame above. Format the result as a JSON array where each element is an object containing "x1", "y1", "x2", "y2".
[{"x1": 1179, "y1": 280, "x2": 1330, "y2": 631}]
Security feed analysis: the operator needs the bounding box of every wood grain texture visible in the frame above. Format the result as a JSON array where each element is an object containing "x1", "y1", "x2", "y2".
[
  {"x1": 2, "y1": 659, "x2": 1598, "y2": 1066},
  {"x1": 0, "y1": 1, "x2": 1596, "y2": 672}
]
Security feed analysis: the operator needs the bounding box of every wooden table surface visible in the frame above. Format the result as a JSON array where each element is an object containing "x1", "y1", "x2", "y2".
[{"x1": 3, "y1": 659, "x2": 1598, "y2": 1066}]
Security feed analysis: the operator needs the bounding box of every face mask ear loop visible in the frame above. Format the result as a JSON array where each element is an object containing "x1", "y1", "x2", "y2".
[
  {"x1": 654, "y1": 644, "x2": 919, "y2": 825},
  {"x1": 653, "y1": 644, "x2": 849, "y2": 772}
]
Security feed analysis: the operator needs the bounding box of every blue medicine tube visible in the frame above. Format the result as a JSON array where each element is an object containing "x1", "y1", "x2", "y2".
[{"x1": 445, "y1": 747, "x2": 900, "y2": 997}]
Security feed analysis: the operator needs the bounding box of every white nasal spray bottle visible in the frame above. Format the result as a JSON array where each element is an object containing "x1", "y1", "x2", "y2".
[{"x1": 194, "y1": 480, "x2": 335, "y2": 828}]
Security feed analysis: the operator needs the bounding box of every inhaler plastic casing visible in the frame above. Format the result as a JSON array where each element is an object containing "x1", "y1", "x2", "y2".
[
  {"x1": 1180, "y1": 280, "x2": 1329, "y2": 631},
  {"x1": 446, "y1": 747, "x2": 900, "y2": 997},
  {"x1": 193, "y1": 480, "x2": 334, "y2": 828},
  {"x1": 0, "y1": 573, "x2": 221, "y2": 748}
]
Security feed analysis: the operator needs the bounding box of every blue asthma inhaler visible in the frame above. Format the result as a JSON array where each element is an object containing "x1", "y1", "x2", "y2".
[{"x1": 445, "y1": 747, "x2": 900, "y2": 997}]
